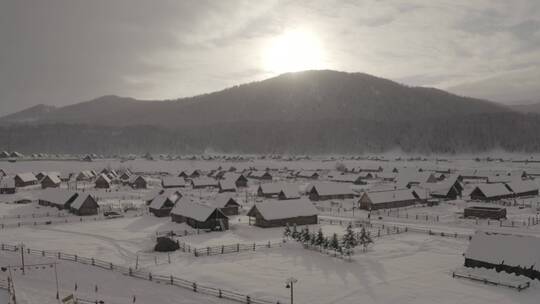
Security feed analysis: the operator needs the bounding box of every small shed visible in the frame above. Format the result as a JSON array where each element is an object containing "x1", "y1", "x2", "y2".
[
  {"x1": 505, "y1": 180, "x2": 539, "y2": 197},
  {"x1": 191, "y1": 177, "x2": 219, "y2": 189},
  {"x1": 464, "y1": 206, "x2": 506, "y2": 220},
  {"x1": 218, "y1": 179, "x2": 236, "y2": 193},
  {"x1": 257, "y1": 183, "x2": 283, "y2": 198},
  {"x1": 130, "y1": 176, "x2": 149, "y2": 189},
  {"x1": 204, "y1": 195, "x2": 240, "y2": 216},
  {"x1": 249, "y1": 171, "x2": 273, "y2": 181}
]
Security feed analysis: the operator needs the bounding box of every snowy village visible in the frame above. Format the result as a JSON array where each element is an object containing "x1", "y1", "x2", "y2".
[{"x1": 0, "y1": 153, "x2": 540, "y2": 304}]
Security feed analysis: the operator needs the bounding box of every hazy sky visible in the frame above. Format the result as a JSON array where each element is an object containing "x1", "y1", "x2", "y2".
[{"x1": 1, "y1": 0, "x2": 540, "y2": 115}]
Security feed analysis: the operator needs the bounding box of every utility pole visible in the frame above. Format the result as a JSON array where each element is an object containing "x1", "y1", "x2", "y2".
[
  {"x1": 20, "y1": 244, "x2": 25, "y2": 275},
  {"x1": 54, "y1": 262, "x2": 59, "y2": 299}
]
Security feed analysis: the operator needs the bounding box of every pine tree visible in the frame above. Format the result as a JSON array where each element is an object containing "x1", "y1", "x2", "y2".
[
  {"x1": 283, "y1": 224, "x2": 291, "y2": 240},
  {"x1": 315, "y1": 228, "x2": 325, "y2": 247},
  {"x1": 358, "y1": 227, "x2": 373, "y2": 252},
  {"x1": 292, "y1": 223, "x2": 299, "y2": 240},
  {"x1": 301, "y1": 227, "x2": 311, "y2": 244},
  {"x1": 329, "y1": 233, "x2": 340, "y2": 253},
  {"x1": 342, "y1": 224, "x2": 357, "y2": 259}
]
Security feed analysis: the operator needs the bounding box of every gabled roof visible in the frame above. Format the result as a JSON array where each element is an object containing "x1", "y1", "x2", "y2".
[
  {"x1": 505, "y1": 180, "x2": 538, "y2": 194},
  {"x1": 149, "y1": 190, "x2": 181, "y2": 209},
  {"x1": 248, "y1": 199, "x2": 318, "y2": 220},
  {"x1": 161, "y1": 176, "x2": 185, "y2": 187},
  {"x1": 362, "y1": 189, "x2": 416, "y2": 205},
  {"x1": 249, "y1": 171, "x2": 272, "y2": 178},
  {"x1": 258, "y1": 183, "x2": 284, "y2": 194},
  {"x1": 170, "y1": 200, "x2": 225, "y2": 222},
  {"x1": 96, "y1": 174, "x2": 111, "y2": 184},
  {"x1": 472, "y1": 183, "x2": 513, "y2": 198},
  {"x1": 310, "y1": 182, "x2": 355, "y2": 196},
  {"x1": 219, "y1": 179, "x2": 236, "y2": 191},
  {"x1": 16, "y1": 173, "x2": 37, "y2": 183},
  {"x1": 70, "y1": 194, "x2": 98, "y2": 210},
  {"x1": 203, "y1": 194, "x2": 239, "y2": 209},
  {"x1": 42, "y1": 174, "x2": 61, "y2": 185},
  {"x1": 39, "y1": 189, "x2": 78, "y2": 207},
  {"x1": 465, "y1": 232, "x2": 540, "y2": 268},
  {"x1": 191, "y1": 177, "x2": 218, "y2": 187},
  {"x1": 279, "y1": 184, "x2": 300, "y2": 199}
]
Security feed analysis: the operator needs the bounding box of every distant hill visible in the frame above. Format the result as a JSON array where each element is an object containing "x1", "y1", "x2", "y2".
[
  {"x1": 0, "y1": 70, "x2": 510, "y2": 127},
  {"x1": 1, "y1": 104, "x2": 57, "y2": 123},
  {"x1": 510, "y1": 102, "x2": 540, "y2": 114},
  {"x1": 2, "y1": 70, "x2": 539, "y2": 154}
]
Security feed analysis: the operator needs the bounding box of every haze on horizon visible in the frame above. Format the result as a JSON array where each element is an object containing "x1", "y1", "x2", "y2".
[{"x1": 1, "y1": 0, "x2": 540, "y2": 115}]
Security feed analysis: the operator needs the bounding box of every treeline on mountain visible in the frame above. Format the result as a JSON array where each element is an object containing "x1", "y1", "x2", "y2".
[{"x1": 2, "y1": 112, "x2": 540, "y2": 155}]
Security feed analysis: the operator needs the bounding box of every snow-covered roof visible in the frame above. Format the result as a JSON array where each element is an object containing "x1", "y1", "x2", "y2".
[
  {"x1": 43, "y1": 174, "x2": 61, "y2": 184},
  {"x1": 39, "y1": 189, "x2": 78, "y2": 206},
  {"x1": 248, "y1": 199, "x2": 318, "y2": 220},
  {"x1": 96, "y1": 174, "x2": 111, "y2": 184},
  {"x1": 170, "y1": 200, "x2": 224, "y2": 222},
  {"x1": 465, "y1": 232, "x2": 540, "y2": 269},
  {"x1": 258, "y1": 183, "x2": 284, "y2": 194},
  {"x1": 279, "y1": 184, "x2": 300, "y2": 199},
  {"x1": 310, "y1": 182, "x2": 355, "y2": 196},
  {"x1": 161, "y1": 176, "x2": 185, "y2": 187},
  {"x1": 149, "y1": 190, "x2": 181, "y2": 209},
  {"x1": 203, "y1": 194, "x2": 239, "y2": 208},
  {"x1": 219, "y1": 179, "x2": 236, "y2": 191},
  {"x1": 472, "y1": 183, "x2": 513, "y2": 198},
  {"x1": 70, "y1": 194, "x2": 97, "y2": 210},
  {"x1": 191, "y1": 177, "x2": 218, "y2": 187},
  {"x1": 16, "y1": 173, "x2": 37, "y2": 183},
  {"x1": 362, "y1": 189, "x2": 416, "y2": 205},
  {"x1": 505, "y1": 180, "x2": 538, "y2": 195}
]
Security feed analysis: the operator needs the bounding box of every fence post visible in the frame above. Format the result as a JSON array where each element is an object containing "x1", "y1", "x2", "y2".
[
  {"x1": 221, "y1": 245, "x2": 224, "y2": 254},
  {"x1": 129, "y1": 267, "x2": 133, "y2": 276},
  {"x1": 193, "y1": 282, "x2": 197, "y2": 292},
  {"x1": 237, "y1": 243, "x2": 240, "y2": 252},
  {"x1": 75, "y1": 255, "x2": 77, "y2": 261},
  {"x1": 218, "y1": 289, "x2": 222, "y2": 298},
  {"x1": 149, "y1": 273, "x2": 152, "y2": 281},
  {"x1": 110, "y1": 263, "x2": 113, "y2": 270},
  {"x1": 247, "y1": 295, "x2": 251, "y2": 304},
  {"x1": 170, "y1": 275, "x2": 174, "y2": 285},
  {"x1": 253, "y1": 243, "x2": 256, "y2": 251}
]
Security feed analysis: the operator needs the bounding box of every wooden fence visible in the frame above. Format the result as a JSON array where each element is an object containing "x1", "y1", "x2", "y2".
[
  {"x1": 0, "y1": 243, "x2": 281, "y2": 304},
  {"x1": 179, "y1": 241, "x2": 285, "y2": 257},
  {"x1": 0, "y1": 212, "x2": 146, "y2": 230}
]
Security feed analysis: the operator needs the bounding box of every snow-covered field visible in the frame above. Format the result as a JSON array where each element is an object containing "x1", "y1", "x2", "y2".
[{"x1": 2, "y1": 158, "x2": 540, "y2": 303}]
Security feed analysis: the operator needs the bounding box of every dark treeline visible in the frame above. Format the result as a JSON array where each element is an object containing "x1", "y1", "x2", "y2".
[{"x1": 2, "y1": 112, "x2": 540, "y2": 155}]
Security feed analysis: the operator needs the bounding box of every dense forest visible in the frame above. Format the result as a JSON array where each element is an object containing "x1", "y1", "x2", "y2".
[{"x1": 2, "y1": 112, "x2": 540, "y2": 155}]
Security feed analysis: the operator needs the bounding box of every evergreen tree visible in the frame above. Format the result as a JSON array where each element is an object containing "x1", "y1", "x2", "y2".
[
  {"x1": 283, "y1": 223, "x2": 291, "y2": 240},
  {"x1": 291, "y1": 223, "x2": 299, "y2": 240},
  {"x1": 342, "y1": 224, "x2": 358, "y2": 259},
  {"x1": 329, "y1": 233, "x2": 340, "y2": 252},
  {"x1": 358, "y1": 227, "x2": 373, "y2": 252},
  {"x1": 301, "y1": 227, "x2": 311, "y2": 244},
  {"x1": 315, "y1": 228, "x2": 325, "y2": 247}
]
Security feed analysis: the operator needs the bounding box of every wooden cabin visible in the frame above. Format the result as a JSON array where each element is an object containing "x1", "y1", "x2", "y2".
[
  {"x1": 247, "y1": 199, "x2": 318, "y2": 228},
  {"x1": 308, "y1": 183, "x2": 356, "y2": 201},
  {"x1": 359, "y1": 189, "x2": 418, "y2": 210},
  {"x1": 70, "y1": 194, "x2": 99, "y2": 216},
  {"x1": 41, "y1": 174, "x2": 61, "y2": 189},
  {"x1": 170, "y1": 201, "x2": 229, "y2": 230},
  {"x1": 14, "y1": 173, "x2": 38, "y2": 187}
]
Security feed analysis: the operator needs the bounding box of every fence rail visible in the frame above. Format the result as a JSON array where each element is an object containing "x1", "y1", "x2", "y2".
[
  {"x1": 0, "y1": 212, "x2": 147, "y2": 230},
  {"x1": 0, "y1": 243, "x2": 281, "y2": 304},
  {"x1": 179, "y1": 241, "x2": 284, "y2": 257}
]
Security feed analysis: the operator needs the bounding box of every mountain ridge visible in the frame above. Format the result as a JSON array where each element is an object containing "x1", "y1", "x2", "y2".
[{"x1": 0, "y1": 70, "x2": 511, "y2": 128}]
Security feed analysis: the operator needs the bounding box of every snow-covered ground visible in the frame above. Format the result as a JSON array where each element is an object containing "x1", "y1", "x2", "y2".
[{"x1": 2, "y1": 158, "x2": 540, "y2": 303}]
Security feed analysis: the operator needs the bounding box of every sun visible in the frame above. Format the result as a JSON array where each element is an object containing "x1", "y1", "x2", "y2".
[{"x1": 262, "y1": 28, "x2": 325, "y2": 74}]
